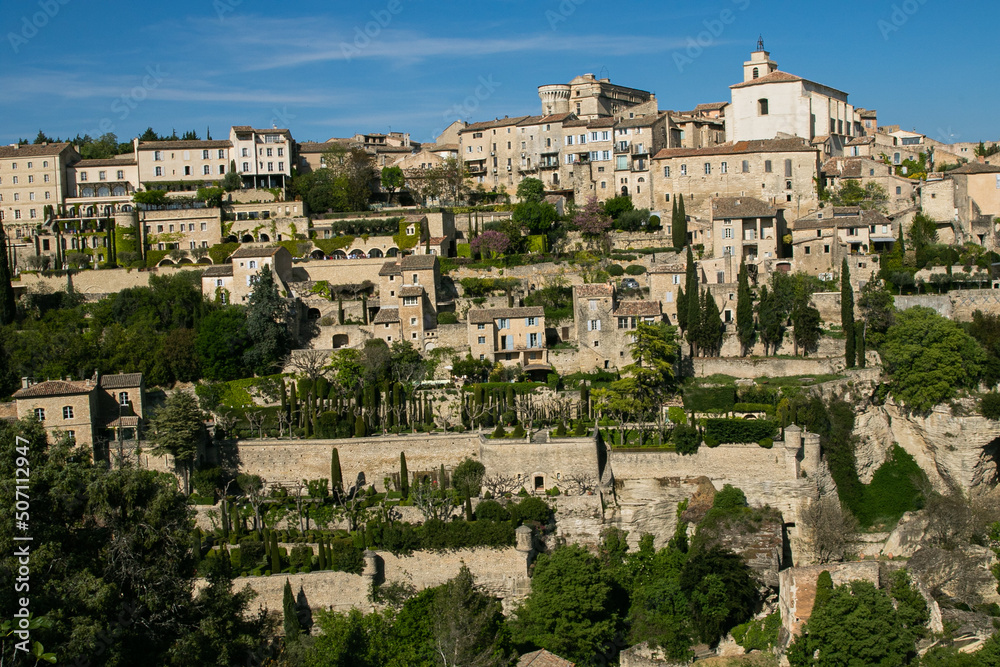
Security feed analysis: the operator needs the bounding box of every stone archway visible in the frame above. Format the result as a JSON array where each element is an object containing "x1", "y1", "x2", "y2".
[
  {"x1": 241, "y1": 234, "x2": 254, "y2": 243},
  {"x1": 386, "y1": 247, "x2": 399, "y2": 257},
  {"x1": 332, "y1": 334, "x2": 350, "y2": 349},
  {"x1": 368, "y1": 248, "x2": 383, "y2": 258},
  {"x1": 311, "y1": 249, "x2": 325, "y2": 259},
  {"x1": 259, "y1": 233, "x2": 270, "y2": 242}
]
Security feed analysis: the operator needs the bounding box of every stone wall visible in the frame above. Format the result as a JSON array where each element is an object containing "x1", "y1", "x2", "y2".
[
  {"x1": 19, "y1": 265, "x2": 200, "y2": 296},
  {"x1": 693, "y1": 355, "x2": 846, "y2": 379},
  {"x1": 713, "y1": 329, "x2": 846, "y2": 359},
  {"x1": 895, "y1": 289, "x2": 1000, "y2": 321},
  {"x1": 778, "y1": 562, "x2": 881, "y2": 636},
  {"x1": 227, "y1": 547, "x2": 531, "y2": 617},
  {"x1": 480, "y1": 437, "x2": 603, "y2": 493},
  {"x1": 292, "y1": 258, "x2": 387, "y2": 287}
]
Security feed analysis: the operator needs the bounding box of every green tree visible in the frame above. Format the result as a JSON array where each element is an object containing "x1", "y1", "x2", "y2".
[
  {"x1": 431, "y1": 565, "x2": 510, "y2": 666},
  {"x1": 0, "y1": 226, "x2": 15, "y2": 326},
  {"x1": 791, "y1": 296, "x2": 822, "y2": 357},
  {"x1": 788, "y1": 580, "x2": 917, "y2": 666},
  {"x1": 697, "y1": 290, "x2": 723, "y2": 357},
  {"x1": 684, "y1": 246, "x2": 700, "y2": 355},
  {"x1": 679, "y1": 547, "x2": 759, "y2": 645},
  {"x1": 512, "y1": 200, "x2": 559, "y2": 235},
  {"x1": 283, "y1": 578, "x2": 301, "y2": 640},
  {"x1": 400, "y1": 452, "x2": 409, "y2": 497},
  {"x1": 195, "y1": 307, "x2": 251, "y2": 381},
  {"x1": 602, "y1": 195, "x2": 635, "y2": 220},
  {"x1": 516, "y1": 177, "x2": 545, "y2": 203},
  {"x1": 511, "y1": 545, "x2": 622, "y2": 664},
  {"x1": 380, "y1": 165, "x2": 404, "y2": 205},
  {"x1": 736, "y1": 260, "x2": 755, "y2": 356},
  {"x1": 830, "y1": 179, "x2": 889, "y2": 213},
  {"x1": 322, "y1": 145, "x2": 377, "y2": 212},
  {"x1": 149, "y1": 391, "x2": 205, "y2": 494},
  {"x1": 674, "y1": 194, "x2": 688, "y2": 248},
  {"x1": 331, "y1": 448, "x2": 343, "y2": 495},
  {"x1": 842, "y1": 259, "x2": 856, "y2": 367},
  {"x1": 451, "y1": 458, "x2": 486, "y2": 499},
  {"x1": 858, "y1": 276, "x2": 895, "y2": 349},
  {"x1": 243, "y1": 265, "x2": 290, "y2": 375},
  {"x1": 881, "y1": 307, "x2": 986, "y2": 412},
  {"x1": 757, "y1": 286, "x2": 784, "y2": 355},
  {"x1": 889, "y1": 569, "x2": 928, "y2": 639}
]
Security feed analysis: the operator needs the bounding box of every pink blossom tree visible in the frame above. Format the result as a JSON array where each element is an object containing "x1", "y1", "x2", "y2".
[
  {"x1": 470, "y1": 229, "x2": 511, "y2": 259},
  {"x1": 574, "y1": 197, "x2": 611, "y2": 239}
]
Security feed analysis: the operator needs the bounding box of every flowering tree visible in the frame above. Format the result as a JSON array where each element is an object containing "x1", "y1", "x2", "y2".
[
  {"x1": 574, "y1": 197, "x2": 611, "y2": 242},
  {"x1": 470, "y1": 229, "x2": 511, "y2": 259}
]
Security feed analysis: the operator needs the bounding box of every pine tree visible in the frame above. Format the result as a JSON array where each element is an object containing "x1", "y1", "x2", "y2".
[
  {"x1": 283, "y1": 579, "x2": 301, "y2": 640},
  {"x1": 330, "y1": 448, "x2": 343, "y2": 494},
  {"x1": 736, "y1": 260, "x2": 755, "y2": 356},
  {"x1": 842, "y1": 258, "x2": 856, "y2": 368},
  {"x1": 400, "y1": 452, "x2": 409, "y2": 498},
  {"x1": 0, "y1": 227, "x2": 16, "y2": 326}
]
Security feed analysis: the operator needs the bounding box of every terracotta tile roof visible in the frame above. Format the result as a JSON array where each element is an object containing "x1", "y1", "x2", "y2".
[
  {"x1": 399, "y1": 254, "x2": 437, "y2": 270},
  {"x1": 562, "y1": 119, "x2": 590, "y2": 129},
  {"x1": 648, "y1": 263, "x2": 686, "y2": 273},
  {"x1": 231, "y1": 127, "x2": 291, "y2": 136},
  {"x1": 729, "y1": 70, "x2": 804, "y2": 88},
  {"x1": 73, "y1": 157, "x2": 137, "y2": 167},
  {"x1": 575, "y1": 284, "x2": 614, "y2": 298},
  {"x1": 373, "y1": 308, "x2": 400, "y2": 324},
  {"x1": 616, "y1": 115, "x2": 660, "y2": 129},
  {"x1": 949, "y1": 162, "x2": 1000, "y2": 175},
  {"x1": 13, "y1": 380, "x2": 93, "y2": 398},
  {"x1": 202, "y1": 265, "x2": 233, "y2": 278},
  {"x1": 399, "y1": 286, "x2": 423, "y2": 297},
  {"x1": 297, "y1": 141, "x2": 335, "y2": 153},
  {"x1": 587, "y1": 117, "x2": 619, "y2": 128},
  {"x1": 529, "y1": 113, "x2": 575, "y2": 125},
  {"x1": 461, "y1": 116, "x2": 532, "y2": 133},
  {"x1": 99, "y1": 373, "x2": 143, "y2": 389},
  {"x1": 137, "y1": 140, "x2": 232, "y2": 150},
  {"x1": 428, "y1": 236, "x2": 447, "y2": 244},
  {"x1": 694, "y1": 102, "x2": 728, "y2": 111},
  {"x1": 711, "y1": 197, "x2": 777, "y2": 219},
  {"x1": 846, "y1": 136, "x2": 874, "y2": 146},
  {"x1": 104, "y1": 416, "x2": 141, "y2": 428},
  {"x1": 793, "y1": 207, "x2": 889, "y2": 230},
  {"x1": 859, "y1": 108, "x2": 878, "y2": 118},
  {"x1": 517, "y1": 649, "x2": 575, "y2": 666},
  {"x1": 615, "y1": 300, "x2": 661, "y2": 317},
  {"x1": 231, "y1": 246, "x2": 282, "y2": 259},
  {"x1": 467, "y1": 307, "x2": 544, "y2": 324},
  {"x1": 0, "y1": 142, "x2": 75, "y2": 159},
  {"x1": 653, "y1": 137, "x2": 814, "y2": 160}
]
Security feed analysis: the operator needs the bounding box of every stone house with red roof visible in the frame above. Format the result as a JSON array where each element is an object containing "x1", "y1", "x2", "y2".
[{"x1": 572, "y1": 283, "x2": 662, "y2": 372}]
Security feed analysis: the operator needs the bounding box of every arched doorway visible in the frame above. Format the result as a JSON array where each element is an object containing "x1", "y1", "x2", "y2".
[
  {"x1": 386, "y1": 247, "x2": 399, "y2": 257},
  {"x1": 331, "y1": 250, "x2": 347, "y2": 260},
  {"x1": 368, "y1": 248, "x2": 383, "y2": 258},
  {"x1": 310, "y1": 249, "x2": 325, "y2": 260},
  {"x1": 259, "y1": 233, "x2": 270, "y2": 242},
  {"x1": 197, "y1": 257, "x2": 213, "y2": 264},
  {"x1": 349, "y1": 249, "x2": 365, "y2": 259},
  {"x1": 307, "y1": 308, "x2": 322, "y2": 320},
  {"x1": 332, "y1": 334, "x2": 350, "y2": 348}
]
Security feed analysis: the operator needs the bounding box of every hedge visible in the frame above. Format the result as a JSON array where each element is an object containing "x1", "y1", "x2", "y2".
[
  {"x1": 457, "y1": 243, "x2": 472, "y2": 258},
  {"x1": 437, "y1": 312, "x2": 458, "y2": 325},
  {"x1": 313, "y1": 236, "x2": 355, "y2": 254},
  {"x1": 607, "y1": 264, "x2": 625, "y2": 277},
  {"x1": 460, "y1": 277, "x2": 521, "y2": 297},
  {"x1": 682, "y1": 385, "x2": 736, "y2": 412},
  {"x1": 208, "y1": 242, "x2": 240, "y2": 265},
  {"x1": 624, "y1": 264, "x2": 647, "y2": 275},
  {"x1": 733, "y1": 403, "x2": 775, "y2": 415},
  {"x1": 145, "y1": 249, "x2": 169, "y2": 267},
  {"x1": 704, "y1": 418, "x2": 778, "y2": 444}
]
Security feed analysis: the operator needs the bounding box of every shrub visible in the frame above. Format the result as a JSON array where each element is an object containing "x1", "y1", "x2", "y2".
[
  {"x1": 673, "y1": 425, "x2": 700, "y2": 455},
  {"x1": 545, "y1": 487, "x2": 561, "y2": 496},
  {"x1": 703, "y1": 434, "x2": 720, "y2": 448},
  {"x1": 573, "y1": 420, "x2": 587, "y2": 436},
  {"x1": 758, "y1": 438, "x2": 774, "y2": 449},
  {"x1": 475, "y1": 499, "x2": 509, "y2": 522},
  {"x1": 704, "y1": 418, "x2": 778, "y2": 444},
  {"x1": 981, "y1": 392, "x2": 1000, "y2": 420},
  {"x1": 647, "y1": 214, "x2": 661, "y2": 231},
  {"x1": 239, "y1": 538, "x2": 264, "y2": 567},
  {"x1": 668, "y1": 406, "x2": 687, "y2": 425},
  {"x1": 510, "y1": 497, "x2": 552, "y2": 525},
  {"x1": 555, "y1": 421, "x2": 567, "y2": 436},
  {"x1": 607, "y1": 264, "x2": 625, "y2": 276},
  {"x1": 289, "y1": 545, "x2": 313, "y2": 570},
  {"x1": 511, "y1": 423, "x2": 526, "y2": 438},
  {"x1": 624, "y1": 264, "x2": 647, "y2": 275},
  {"x1": 733, "y1": 402, "x2": 775, "y2": 415},
  {"x1": 732, "y1": 612, "x2": 781, "y2": 651},
  {"x1": 437, "y1": 311, "x2": 458, "y2": 325},
  {"x1": 492, "y1": 423, "x2": 506, "y2": 438}
]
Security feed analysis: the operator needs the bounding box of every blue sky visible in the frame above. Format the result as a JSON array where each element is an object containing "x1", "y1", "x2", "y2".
[{"x1": 1, "y1": 0, "x2": 997, "y2": 147}]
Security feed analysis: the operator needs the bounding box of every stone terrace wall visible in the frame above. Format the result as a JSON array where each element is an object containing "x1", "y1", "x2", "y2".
[
  {"x1": 895, "y1": 289, "x2": 1000, "y2": 321},
  {"x1": 19, "y1": 265, "x2": 200, "y2": 295},
  {"x1": 693, "y1": 355, "x2": 845, "y2": 379},
  {"x1": 229, "y1": 547, "x2": 531, "y2": 617},
  {"x1": 480, "y1": 437, "x2": 602, "y2": 492}
]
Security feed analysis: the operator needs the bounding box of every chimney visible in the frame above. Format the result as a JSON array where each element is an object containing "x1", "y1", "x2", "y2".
[{"x1": 21, "y1": 377, "x2": 30, "y2": 389}]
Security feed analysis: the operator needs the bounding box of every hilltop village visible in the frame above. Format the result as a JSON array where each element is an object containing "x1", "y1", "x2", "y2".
[{"x1": 2, "y1": 45, "x2": 1000, "y2": 667}]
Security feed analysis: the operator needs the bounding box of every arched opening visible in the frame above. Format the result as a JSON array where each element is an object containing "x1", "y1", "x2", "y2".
[
  {"x1": 241, "y1": 234, "x2": 254, "y2": 243},
  {"x1": 386, "y1": 247, "x2": 399, "y2": 257},
  {"x1": 121, "y1": 205, "x2": 132, "y2": 212},
  {"x1": 752, "y1": 67, "x2": 759, "y2": 79},
  {"x1": 98, "y1": 186, "x2": 110, "y2": 197},
  {"x1": 176, "y1": 257, "x2": 194, "y2": 265},
  {"x1": 197, "y1": 256, "x2": 213, "y2": 264},
  {"x1": 368, "y1": 248, "x2": 383, "y2": 258},
  {"x1": 331, "y1": 249, "x2": 347, "y2": 260},
  {"x1": 349, "y1": 249, "x2": 366, "y2": 259},
  {"x1": 620, "y1": 186, "x2": 629, "y2": 196},
  {"x1": 225, "y1": 235, "x2": 238, "y2": 243},
  {"x1": 307, "y1": 308, "x2": 322, "y2": 320},
  {"x1": 258, "y1": 233, "x2": 270, "y2": 242},
  {"x1": 310, "y1": 249, "x2": 325, "y2": 259},
  {"x1": 332, "y1": 334, "x2": 350, "y2": 349},
  {"x1": 157, "y1": 258, "x2": 175, "y2": 267},
  {"x1": 113, "y1": 185, "x2": 125, "y2": 197}
]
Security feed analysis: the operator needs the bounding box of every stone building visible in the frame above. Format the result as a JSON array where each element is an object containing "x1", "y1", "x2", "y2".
[
  {"x1": 201, "y1": 245, "x2": 293, "y2": 303},
  {"x1": 65, "y1": 156, "x2": 139, "y2": 216},
  {"x1": 136, "y1": 139, "x2": 233, "y2": 189},
  {"x1": 538, "y1": 73, "x2": 654, "y2": 120},
  {"x1": 229, "y1": 126, "x2": 294, "y2": 190},
  {"x1": 650, "y1": 137, "x2": 822, "y2": 223},
  {"x1": 372, "y1": 254, "x2": 441, "y2": 349},
  {"x1": 790, "y1": 206, "x2": 893, "y2": 281},
  {"x1": 727, "y1": 44, "x2": 859, "y2": 151},
  {"x1": 467, "y1": 306, "x2": 548, "y2": 375},
  {"x1": 0, "y1": 142, "x2": 80, "y2": 231},
  {"x1": 647, "y1": 262, "x2": 686, "y2": 325},
  {"x1": 572, "y1": 283, "x2": 662, "y2": 371},
  {"x1": 12, "y1": 373, "x2": 145, "y2": 454},
  {"x1": 709, "y1": 196, "x2": 784, "y2": 264},
  {"x1": 820, "y1": 156, "x2": 917, "y2": 214}
]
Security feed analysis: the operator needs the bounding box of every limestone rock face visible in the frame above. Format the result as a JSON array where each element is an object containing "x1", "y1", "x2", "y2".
[
  {"x1": 852, "y1": 400, "x2": 1000, "y2": 493},
  {"x1": 907, "y1": 545, "x2": 1000, "y2": 606},
  {"x1": 881, "y1": 511, "x2": 931, "y2": 559}
]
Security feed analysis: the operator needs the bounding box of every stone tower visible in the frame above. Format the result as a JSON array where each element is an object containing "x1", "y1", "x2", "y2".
[
  {"x1": 802, "y1": 431, "x2": 821, "y2": 477},
  {"x1": 743, "y1": 39, "x2": 779, "y2": 83},
  {"x1": 538, "y1": 84, "x2": 571, "y2": 116},
  {"x1": 515, "y1": 524, "x2": 535, "y2": 572},
  {"x1": 783, "y1": 424, "x2": 802, "y2": 479}
]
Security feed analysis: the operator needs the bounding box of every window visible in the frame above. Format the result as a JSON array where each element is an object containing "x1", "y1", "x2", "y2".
[
  {"x1": 402, "y1": 296, "x2": 418, "y2": 306},
  {"x1": 201, "y1": 223, "x2": 207, "y2": 231},
  {"x1": 410, "y1": 317, "x2": 417, "y2": 325},
  {"x1": 587, "y1": 319, "x2": 601, "y2": 331},
  {"x1": 66, "y1": 431, "x2": 75, "y2": 441},
  {"x1": 156, "y1": 225, "x2": 164, "y2": 233},
  {"x1": 680, "y1": 164, "x2": 687, "y2": 176},
  {"x1": 703, "y1": 163, "x2": 711, "y2": 175},
  {"x1": 267, "y1": 162, "x2": 274, "y2": 172},
  {"x1": 266, "y1": 148, "x2": 273, "y2": 157},
  {"x1": 804, "y1": 246, "x2": 811, "y2": 255},
  {"x1": 896, "y1": 186, "x2": 902, "y2": 195},
  {"x1": 752, "y1": 67, "x2": 759, "y2": 79},
  {"x1": 43, "y1": 174, "x2": 49, "y2": 182},
  {"x1": 742, "y1": 160, "x2": 750, "y2": 173},
  {"x1": 758, "y1": 99, "x2": 769, "y2": 115},
  {"x1": 526, "y1": 317, "x2": 536, "y2": 326},
  {"x1": 528, "y1": 332, "x2": 539, "y2": 348},
  {"x1": 116, "y1": 170, "x2": 124, "y2": 179},
  {"x1": 663, "y1": 166, "x2": 671, "y2": 177},
  {"x1": 202, "y1": 150, "x2": 210, "y2": 159},
  {"x1": 219, "y1": 149, "x2": 226, "y2": 159},
  {"x1": 249, "y1": 260, "x2": 257, "y2": 269},
  {"x1": 63, "y1": 406, "x2": 74, "y2": 419},
  {"x1": 497, "y1": 318, "x2": 510, "y2": 329},
  {"x1": 183, "y1": 166, "x2": 191, "y2": 176},
  {"x1": 79, "y1": 171, "x2": 87, "y2": 182},
  {"x1": 724, "y1": 227, "x2": 733, "y2": 239},
  {"x1": 242, "y1": 148, "x2": 249, "y2": 157},
  {"x1": 478, "y1": 336, "x2": 486, "y2": 344},
  {"x1": 764, "y1": 160, "x2": 772, "y2": 173},
  {"x1": 720, "y1": 162, "x2": 727, "y2": 174},
  {"x1": 216, "y1": 278, "x2": 224, "y2": 287},
  {"x1": 824, "y1": 245, "x2": 830, "y2": 253},
  {"x1": 588, "y1": 299, "x2": 597, "y2": 311},
  {"x1": 203, "y1": 165, "x2": 211, "y2": 175},
  {"x1": 34, "y1": 408, "x2": 45, "y2": 421},
  {"x1": 785, "y1": 159, "x2": 793, "y2": 177},
  {"x1": 154, "y1": 150, "x2": 163, "y2": 161}
]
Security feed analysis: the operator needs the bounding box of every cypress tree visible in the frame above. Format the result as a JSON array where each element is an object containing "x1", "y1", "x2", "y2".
[
  {"x1": 229, "y1": 502, "x2": 241, "y2": 540},
  {"x1": 425, "y1": 399, "x2": 434, "y2": 427},
  {"x1": 842, "y1": 258, "x2": 856, "y2": 368},
  {"x1": 280, "y1": 381, "x2": 288, "y2": 420},
  {"x1": 813, "y1": 570, "x2": 834, "y2": 613},
  {"x1": 700, "y1": 290, "x2": 723, "y2": 357},
  {"x1": 354, "y1": 414, "x2": 366, "y2": 437},
  {"x1": 330, "y1": 448, "x2": 343, "y2": 493},
  {"x1": 192, "y1": 527, "x2": 202, "y2": 559},
  {"x1": 317, "y1": 536, "x2": 327, "y2": 570},
  {"x1": 736, "y1": 260, "x2": 755, "y2": 356},
  {"x1": 361, "y1": 294, "x2": 368, "y2": 324},
  {"x1": 270, "y1": 531, "x2": 280, "y2": 573},
  {"x1": 856, "y1": 321, "x2": 867, "y2": 368},
  {"x1": 683, "y1": 244, "x2": 698, "y2": 347},
  {"x1": 676, "y1": 286, "x2": 688, "y2": 333},
  {"x1": 399, "y1": 452, "x2": 409, "y2": 498},
  {"x1": 677, "y1": 193, "x2": 688, "y2": 248},
  {"x1": 686, "y1": 286, "x2": 701, "y2": 356},
  {"x1": 465, "y1": 496, "x2": 474, "y2": 521},
  {"x1": 0, "y1": 228, "x2": 15, "y2": 326},
  {"x1": 337, "y1": 296, "x2": 344, "y2": 324},
  {"x1": 283, "y1": 578, "x2": 301, "y2": 639},
  {"x1": 670, "y1": 197, "x2": 682, "y2": 249},
  {"x1": 264, "y1": 528, "x2": 272, "y2": 560},
  {"x1": 439, "y1": 463, "x2": 448, "y2": 490},
  {"x1": 289, "y1": 384, "x2": 298, "y2": 432}
]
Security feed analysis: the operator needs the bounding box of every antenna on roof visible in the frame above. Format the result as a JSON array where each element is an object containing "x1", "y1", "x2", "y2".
[
  {"x1": 599, "y1": 66, "x2": 610, "y2": 81},
  {"x1": 757, "y1": 36, "x2": 765, "y2": 51}
]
